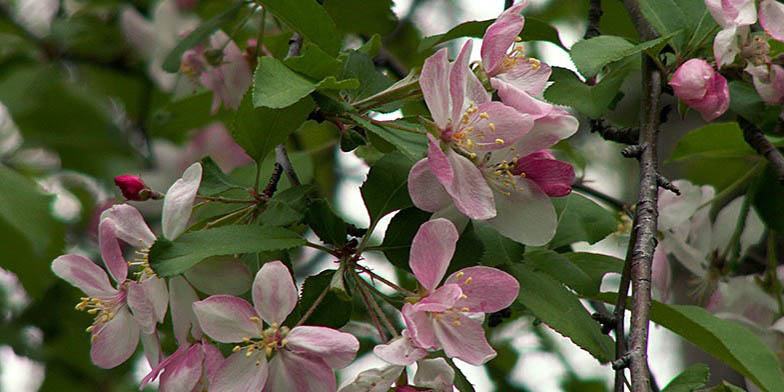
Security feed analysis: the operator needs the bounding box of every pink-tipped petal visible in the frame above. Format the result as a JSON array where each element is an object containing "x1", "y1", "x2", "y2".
[
  {"x1": 433, "y1": 313, "x2": 496, "y2": 365},
  {"x1": 51, "y1": 254, "x2": 118, "y2": 298},
  {"x1": 513, "y1": 113, "x2": 579, "y2": 158},
  {"x1": 128, "y1": 281, "x2": 157, "y2": 334},
  {"x1": 465, "y1": 102, "x2": 533, "y2": 151},
  {"x1": 652, "y1": 247, "x2": 671, "y2": 303},
  {"x1": 202, "y1": 341, "x2": 225, "y2": 385},
  {"x1": 670, "y1": 59, "x2": 714, "y2": 99},
  {"x1": 450, "y1": 40, "x2": 474, "y2": 125},
  {"x1": 689, "y1": 72, "x2": 730, "y2": 121},
  {"x1": 494, "y1": 61, "x2": 552, "y2": 96},
  {"x1": 514, "y1": 153, "x2": 575, "y2": 197},
  {"x1": 98, "y1": 221, "x2": 128, "y2": 284},
  {"x1": 91, "y1": 307, "x2": 140, "y2": 369},
  {"x1": 192, "y1": 295, "x2": 261, "y2": 343},
  {"x1": 413, "y1": 358, "x2": 455, "y2": 391},
  {"x1": 421, "y1": 48, "x2": 451, "y2": 129},
  {"x1": 658, "y1": 179, "x2": 703, "y2": 232},
  {"x1": 745, "y1": 63, "x2": 784, "y2": 105},
  {"x1": 760, "y1": 0, "x2": 784, "y2": 41},
  {"x1": 141, "y1": 330, "x2": 162, "y2": 368},
  {"x1": 492, "y1": 78, "x2": 554, "y2": 119},
  {"x1": 410, "y1": 218, "x2": 459, "y2": 291},
  {"x1": 253, "y1": 260, "x2": 298, "y2": 325},
  {"x1": 427, "y1": 134, "x2": 454, "y2": 185},
  {"x1": 183, "y1": 255, "x2": 253, "y2": 296},
  {"x1": 99, "y1": 203, "x2": 156, "y2": 248},
  {"x1": 402, "y1": 303, "x2": 438, "y2": 350},
  {"x1": 286, "y1": 326, "x2": 360, "y2": 369},
  {"x1": 713, "y1": 26, "x2": 741, "y2": 68},
  {"x1": 373, "y1": 332, "x2": 428, "y2": 366},
  {"x1": 264, "y1": 351, "x2": 335, "y2": 392},
  {"x1": 412, "y1": 284, "x2": 463, "y2": 313},
  {"x1": 162, "y1": 162, "x2": 202, "y2": 240},
  {"x1": 408, "y1": 158, "x2": 453, "y2": 213},
  {"x1": 482, "y1": 2, "x2": 527, "y2": 76},
  {"x1": 159, "y1": 344, "x2": 203, "y2": 392},
  {"x1": 444, "y1": 150, "x2": 496, "y2": 220},
  {"x1": 486, "y1": 180, "x2": 557, "y2": 246},
  {"x1": 143, "y1": 276, "x2": 169, "y2": 323},
  {"x1": 169, "y1": 276, "x2": 202, "y2": 345},
  {"x1": 445, "y1": 266, "x2": 520, "y2": 313},
  {"x1": 211, "y1": 352, "x2": 268, "y2": 392}
]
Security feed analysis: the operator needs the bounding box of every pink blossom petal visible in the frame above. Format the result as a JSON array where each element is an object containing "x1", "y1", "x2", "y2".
[
  {"x1": 338, "y1": 365, "x2": 403, "y2": 392},
  {"x1": 91, "y1": 306, "x2": 140, "y2": 368},
  {"x1": 486, "y1": 179, "x2": 556, "y2": 246},
  {"x1": 98, "y1": 221, "x2": 128, "y2": 284},
  {"x1": 658, "y1": 179, "x2": 703, "y2": 232},
  {"x1": 670, "y1": 59, "x2": 713, "y2": 100},
  {"x1": 192, "y1": 295, "x2": 261, "y2": 343},
  {"x1": 408, "y1": 158, "x2": 453, "y2": 213},
  {"x1": 482, "y1": 2, "x2": 527, "y2": 76},
  {"x1": 162, "y1": 162, "x2": 202, "y2": 240},
  {"x1": 409, "y1": 218, "x2": 459, "y2": 291},
  {"x1": 373, "y1": 331, "x2": 428, "y2": 366},
  {"x1": 688, "y1": 72, "x2": 730, "y2": 121},
  {"x1": 413, "y1": 358, "x2": 454, "y2": 391},
  {"x1": 143, "y1": 276, "x2": 169, "y2": 323},
  {"x1": 202, "y1": 341, "x2": 225, "y2": 385},
  {"x1": 51, "y1": 254, "x2": 118, "y2": 298},
  {"x1": 169, "y1": 276, "x2": 202, "y2": 345},
  {"x1": 444, "y1": 150, "x2": 497, "y2": 220},
  {"x1": 99, "y1": 203, "x2": 156, "y2": 248},
  {"x1": 427, "y1": 134, "x2": 454, "y2": 185},
  {"x1": 450, "y1": 40, "x2": 474, "y2": 125},
  {"x1": 127, "y1": 281, "x2": 157, "y2": 334},
  {"x1": 183, "y1": 255, "x2": 252, "y2": 295},
  {"x1": 493, "y1": 61, "x2": 552, "y2": 96},
  {"x1": 211, "y1": 352, "x2": 268, "y2": 392},
  {"x1": 412, "y1": 284, "x2": 463, "y2": 313},
  {"x1": 760, "y1": 0, "x2": 784, "y2": 41},
  {"x1": 713, "y1": 26, "x2": 741, "y2": 68},
  {"x1": 745, "y1": 63, "x2": 784, "y2": 105},
  {"x1": 286, "y1": 326, "x2": 360, "y2": 369},
  {"x1": 264, "y1": 351, "x2": 335, "y2": 392},
  {"x1": 141, "y1": 331, "x2": 162, "y2": 368},
  {"x1": 514, "y1": 154, "x2": 575, "y2": 197},
  {"x1": 421, "y1": 48, "x2": 451, "y2": 129},
  {"x1": 492, "y1": 78, "x2": 554, "y2": 119},
  {"x1": 652, "y1": 247, "x2": 671, "y2": 303},
  {"x1": 511, "y1": 113, "x2": 579, "y2": 158},
  {"x1": 253, "y1": 260, "x2": 298, "y2": 325},
  {"x1": 402, "y1": 303, "x2": 437, "y2": 350},
  {"x1": 727, "y1": 0, "x2": 758, "y2": 25},
  {"x1": 432, "y1": 313, "x2": 496, "y2": 365},
  {"x1": 445, "y1": 266, "x2": 519, "y2": 313},
  {"x1": 465, "y1": 101, "x2": 533, "y2": 151},
  {"x1": 160, "y1": 343, "x2": 203, "y2": 392}
]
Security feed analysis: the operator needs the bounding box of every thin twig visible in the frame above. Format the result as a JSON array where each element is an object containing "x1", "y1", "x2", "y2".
[
  {"x1": 271, "y1": 33, "x2": 305, "y2": 188},
  {"x1": 354, "y1": 263, "x2": 417, "y2": 297},
  {"x1": 590, "y1": 119, "x2": 640, "y2": 145},
  {"x1": 585, "y1": 0, "x2": 603, "y2": 39},
  {"x1": 260, "y1": 162, "x2": 283, "y2": 198},
  {"x1": 739, "y1": 117, "x2": 784, "y2": 184},
  {"x1": 572, "y1": 183, "x2": 628, "y2": 212},
  {"x1": 355, "y1": 272, "x2": 399, "y2": 338},
  {"x1": 354, "y1": 273, "x2": 387, "y2": 341},
  {"x1": 504, "y1": 0, "x2": 514, "y2": 10}
]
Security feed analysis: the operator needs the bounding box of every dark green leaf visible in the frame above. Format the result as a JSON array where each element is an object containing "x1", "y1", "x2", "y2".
[
  {"x1": 544, "y1": 66, "x2": 630, "y2": 118},
  {"x1": 550, "y1": 192, "x2": 617, "y2": 249},
  {"x1": 283, "y1": 42, "x2": 342, "y2": 80},
  {"x1": 305, "y1": 199, "x2": 348, "y2": 246},
  {"x1": 347, "y1": 114, "x2": 427, "y2": 160},
  {"x1": 232, "y1": 92, "x2": 314, "y2": 162},
  {"x1": 339, "y1": 51, "x2": 394, "y2": 102},
  {"x1": 444, "y1": 356, "x2": 477, "y2": 392},
  {"x1": 360, "y1": 151, "x2": 416, "y2": 225},
  {"x1": 729, "y1": 81, "x2": 782, "y2": 133},
  {"x1": 323, "y1": 0, "x2": 397, "y2": 36},
  {"x1": 259, "y1": 184, "x2": 314, "y2": 227},
  {"x1": 523, "y1": 250, "x2": 595, "y2": 297},
  {"x1": 198, "y1": 157, "x2": 247, "y2": 196},
  {"x1": 294, "y1": 270, "x2": 352, "y2": 328},
  {"x1": 418, "y1": 17, "x2": 563, "y2": 51},
  {"x1": 149, "y1": 225, "x2": 305, "y2": 276},
  {"x1": 563, "y1": 252, "x2": 624, "y2": 296},
  {"x1": 661, "y1": 363, "x2": 710, "y2": 392},
  {"x1": 637, "y1": 0, "x2": 688, "y2": 51},
  {"x1": 253, "y1": 56, "x2": 321, "y2": 109},
  {"x1": 570, "y1": 34, "x2": 677, "y2": 78},
  {"x1": 752, "y1": 166, "x2": 784, "y2": 232},
  {"x1": 701, "y1": 381, "x2": 747, "y2": 392},
  {"x1": 473, "y1": 222, "x2": 525, "y2": 266},
  {"x1": 668, "y1": 122, "x2": 753, "y2": 161},
  {"x1": 257, "y1": 0, "x2": 341, "y2": 55},
  {"x1": 512, "y1": 263, "x2": 615, "y2": 363},
  {"x1": 380, "y1": 207, "x2": 431, "y2": 269},
  {"x1": 149, "y1": 92, "x2": 226, "y2": 142},
  {"x1": 162, "y1": 2, "x2": 245, "y2": 72}
]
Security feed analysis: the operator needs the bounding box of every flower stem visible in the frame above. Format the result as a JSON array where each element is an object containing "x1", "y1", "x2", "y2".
[
  {"x1": 354, "y1": 271, "x2": 399, "y2": 338},
  {"x1": 295, "y1": 284, "x2": 330, "y2": 326},
  {"x1": 196, "y1": 195, "x2": 256, "y2": 204},
  {"x1": 353, "y1": 272, "x2": 387, "y2": 341},
  {"x1": 304, "y1": 241, "x2": 340, "y2": 257},
  {"x1": 354, "y1": 263, "x2": 416, "y2": 297}
]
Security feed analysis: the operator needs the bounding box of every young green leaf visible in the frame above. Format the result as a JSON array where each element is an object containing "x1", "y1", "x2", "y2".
[
  {"x1": 550, "y1": 192, "x2": 618, "y2": 249},
  {"x1": 661, "y1": 363, "x2": 710, "y2": 392},
  {"x1": 256, "y1": 0, "x2": 341, "y2": 55},
  {"x1": 304, "y1": 199, "x2": 348, "y2": 246},
  {"x1": 360, "y1": 151, "x2": 416, "y2": 225},
  {"x1": 198, "y1": 157, "x2": 247, "y2": 196}
]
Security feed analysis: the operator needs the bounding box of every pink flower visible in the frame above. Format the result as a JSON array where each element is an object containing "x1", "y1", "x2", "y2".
[
  {"x1": 114, "y1": 174, "x2": 161, "y2": 201},
  {"x1": 415, "y1": 41, "x2": 534, "y2": 221},
  {"x1": 669, "y1": 59, "x2": 729, "y2": 121},
  {"x1": 181, "y1": 30, "x2": 252, "y2": 114},
  {"x1": 481, "y1": 1, "x2": 551, "y2": 95},
  {"x1": 192, "y1": 261, "x2": 360, "y2": 392},
  {"x1": 745, "y1": 63, "x2": 784, "y2": 105},
  {"x1": 706, "y1": 0, "x2": 757, "y2": 67},
  {"x1": 398, "y1": 219, "x2": 519, "y2": 365},
  {"x1": 759, "y1": 0, "x2": 784, "y2": 42}
]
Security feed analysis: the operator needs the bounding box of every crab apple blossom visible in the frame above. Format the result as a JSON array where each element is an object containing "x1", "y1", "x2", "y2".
[
  {"x1": 339, "y1": 358, "x2": 454, "y2": 392},
  {"x1": 114, "y1": 174, "x2": 162, "y2": 201},
  {"x1": 192, "y1": 260, "x2": 359, "y2": 392},
  {"x1": 396, "y1": 219, "x2": 519, "y2": 365},
  {"x1": 669, "y1": 59, "x2": 730, "y2": 121},
  {"x1": 745, "y1": 63, "x2": 784, "y2": 106},
  {"x1": 759, "y1": 0, "x2": 784, "y2": 42}
]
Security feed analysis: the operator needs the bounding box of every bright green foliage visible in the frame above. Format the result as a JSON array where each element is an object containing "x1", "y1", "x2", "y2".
[
  {"x1": 232, "y1": 93, "x2": 314, "y2": 162},
  {"x1": 544, "y1": 66, "x2": 629, "y2": 118},
  {"x1": 360, "y1": 151, "x2": 415, "y2": 225},
  {"x1": 661, "y1": 363, "x2": 710, "y2": 392},
  {"x1": 550, "y1": 192, "x2": 617, "y2": 249},
  {"x1": 256, "y1": 0, "x2": 342, "y2": 55}
]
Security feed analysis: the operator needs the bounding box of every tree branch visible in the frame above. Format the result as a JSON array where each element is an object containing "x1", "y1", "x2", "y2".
[
  {"x1": 590, "y1": 119, "x2": 640, "y2": 145},
  {"x1": 271, "y1": 33, "x2": 305, "y2": 187},
  {"x1": 739, "y1": 117, "x2": 784, "y2": 184},
  {"x1": 585, "y1": 0, "x2": 603, "y2": 39}
]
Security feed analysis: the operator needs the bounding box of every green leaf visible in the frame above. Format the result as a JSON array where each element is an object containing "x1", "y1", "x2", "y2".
[
  {"x1": 294, "y1": 270, "x2": 352, "y2": 329},
  {"x1": 472, "y1": 222, "x2": 525, "y2": 266},
  {"x1": 544, "y1": 66, "x2": 630, "y2": 118},
  {"x1": 304, "y1": 199, "x2": 348, "y2": 246},
  {"x1": 323, "y1": 0, "x2": 397, "y2": 36},
  {"x1": 637, "y1": 0, "x2": 688, "y2": 51},
  {"x1": 259, "y1": 184, "x2": 314, "y2": 227},
  {"x1": 668, "y1": 122, "x2": 753, "y2": 161},
  {"x1": 198, "y1": 157, "x2": 247, "y2": 196},
  {"x1": 162, "y1": 2, "x2": 245, "y2": 72},
  {"x1": 380, "y1": 207, "x2": 431, "y2": 269},
  {"x1": 563, "y1": 252, "x2": 624, "y2": 296},
  {"x1": 752, "y1": 166, "x2": 784, "y2": 232},
  {"x1": 570, "y1": 34, "x2": 677, "y2": 78},
  {"x1": 149, "y1": 225, "x2": 305, "y2": 277},
  {"x1": 550, "y1": 192, "x2": 617, "y2": 249},
  {"x1": 232, "y1": 92, "x2": 314, "y2": 162},
  {"x1": 339, "y1": 51, "x2": 394, "y2": 102},
  {"x1": 360, "y1": 152, "x2": 416, "y2": 225},
  {"x1": 729, "y1": 81, "x2": 782, "y2": 133},
  {"x1": 444, "y1": 356, "x2": 477, "y2": 392},
  {"x1": 256, "y1": 0, "x2": 341, "y2": 55},
  {"x1": 676, "y1": 0, "x2": 719, "y2": 54},
  {"x1": 523, "y1": 250, "x2": 596, "y2": 297},
  {"x1": 702, "y1": 381, "x2": 747, "y2": 392},
  {"x1": 512, "y1": 263, "x2": 615, "y2": 363},
  {"x1": 347, "y1": 114, "x2": 427, "y2": 160},
  {"x1": 149, "y1": 92, "x2": 227, "y2": 142},
  {"x1": 661, "y1": 363, "x2": 710, "y2": 392},
  {"x1": 418, "y1": 17, "x2": 563, "y2": 51},
  {"x1": 0, "y1": 165, "x2": 64, "y2": 300},
  {"x1": 253, "y1": 56, "x2": 321, "y2": 109},
  {"x1": 283, "y1": 42, "x2": 342, "y2": 80}
]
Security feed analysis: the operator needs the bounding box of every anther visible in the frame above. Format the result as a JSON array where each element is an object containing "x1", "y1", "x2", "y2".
[
  {"x1": 489, "y1": 123, "x2": 496, "y2": 131},
  {"x1": 479, "y1": 112, "x2": 489, "y2": 119},
  {"x1": 465, "y1": 277, "x2": 473, "y2": 285},
  {"x1": 494, "y1": 138, "x2": 504, "y2": 145},
  {"x1": 452, "y1": 320, "x2": 461, "y2": 327}
]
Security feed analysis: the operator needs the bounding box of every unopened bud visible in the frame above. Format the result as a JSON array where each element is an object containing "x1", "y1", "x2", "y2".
[{"x1": 114, "y1": 175, "x2": 162, "y2": 201}]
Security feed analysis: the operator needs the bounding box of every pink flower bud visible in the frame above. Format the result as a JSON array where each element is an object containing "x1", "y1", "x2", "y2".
[
  {"x1": 670, "y1": 59, "x2": 730, "y2": 121},
  {"x1": 114, "y1": 175, "x2": 159, "y2": 201}
]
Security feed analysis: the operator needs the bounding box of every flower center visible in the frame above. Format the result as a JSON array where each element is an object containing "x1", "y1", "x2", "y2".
[
  {"x1": 481, "y1": 155, "x2": 526, "y2": 196},
  {"x1": 128, "y1": 248, "x2": 157, "y2": 280},
  {"x1": 448, "y1": 102, "x2": 502, "y2": 157},
  {"x1": 233, "y1": 320, "x2": 290, "y2": 366},
  {"x1": 500, "y1": 39, "x2": 542, "y2": 72},
  {"x1": 75, "y1": 292, "x2": 126, "y2": 338}
]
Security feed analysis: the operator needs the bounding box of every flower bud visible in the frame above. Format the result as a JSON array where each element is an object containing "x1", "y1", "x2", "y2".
[
  {"x1": 670, "y1": 59, "x2": 730, "y2": 121},
  {"x1": 114, "y1": 175, "x2": 161, "y2": 201}
]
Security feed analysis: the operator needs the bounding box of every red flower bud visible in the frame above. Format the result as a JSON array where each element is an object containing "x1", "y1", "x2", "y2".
[{"x1": 114, "y1": 175, "x2": 158, "y2": 201}]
